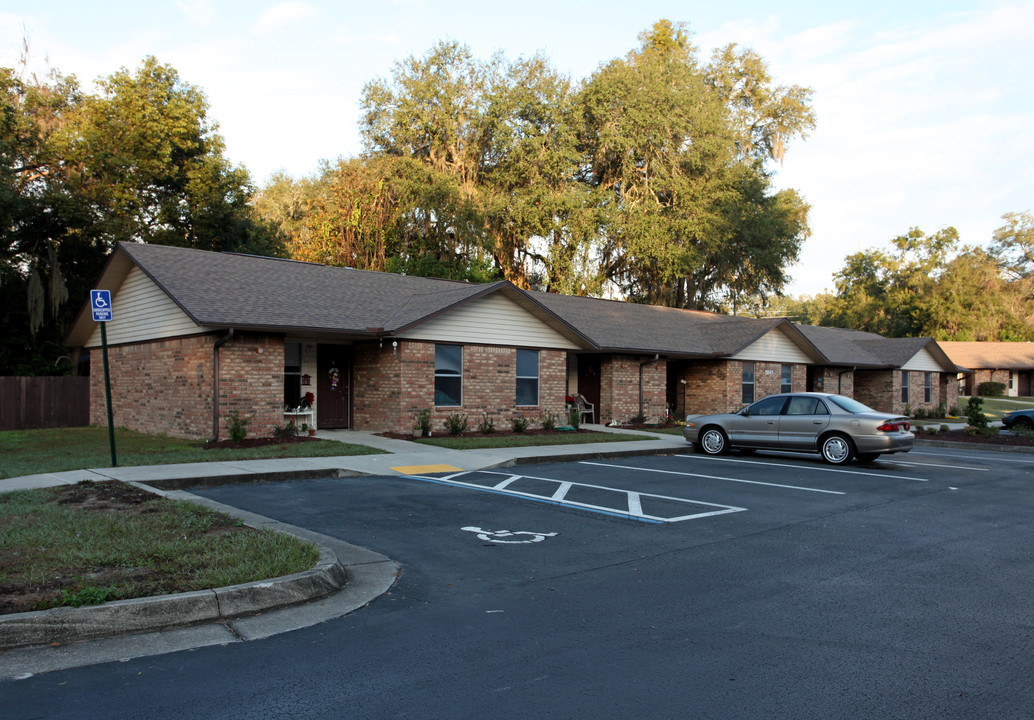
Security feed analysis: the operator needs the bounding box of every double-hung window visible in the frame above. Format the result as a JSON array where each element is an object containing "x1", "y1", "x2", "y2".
[
  {"x1": 742, "y1": 362, "x2": 755, "y2": 404},
  {"x1": 901, "y1": 371, "x2": 910, "y2": 404},
  {"x1": 924, "y1": 372, "x2": 932, "y2": 404},
  {"x1": 516, "y1": 349, "x2": 539, "y2": 406},
  {"x1": 284, "y1": 341, "x2": 302, "y2": 408},
  {"x1": 781, "y1": 364, "x2": 793, "y2": 394},
  {"x1": 434, "y1": 345, "x2": 462, "y2": 406}
]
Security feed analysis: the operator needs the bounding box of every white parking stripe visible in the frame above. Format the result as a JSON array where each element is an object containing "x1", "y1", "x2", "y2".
[
  {"x1": 581, "y1": 461, "x2": 847, "y2": 494},
  {"x1": 889, "y1": 459, "x2": 989, "y2": 471},
  {"x1": 415, "y1": 470, "x2": 747, "y2": 523},
  {"x1": 911, "y1": 449, "x2": 1033, "y2": 464},
  {"x1": 672, "y1": 454, "x2": 929, "y2": 482}
]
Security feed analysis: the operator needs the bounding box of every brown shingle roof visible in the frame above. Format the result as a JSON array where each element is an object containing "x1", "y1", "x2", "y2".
[
  {"x1": 938, "y1": 341, "x2": 1034, "y2": 370},
  {"x1": 65, "y1": 243, "x2": 960, "y2": 372}
]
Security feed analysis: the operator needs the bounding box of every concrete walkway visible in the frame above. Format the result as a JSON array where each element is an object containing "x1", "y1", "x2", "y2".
[{"x1": 0, "y1": 424, "x2": 687, "y2": 493}]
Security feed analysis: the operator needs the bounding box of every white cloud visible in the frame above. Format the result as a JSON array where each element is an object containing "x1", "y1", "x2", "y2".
[
  {"x1": 252, "y1": 2, "x2": 318, "y2": 34},
  {"x1": 176, "y1": 1, "x2": 216, "y2": 26}
]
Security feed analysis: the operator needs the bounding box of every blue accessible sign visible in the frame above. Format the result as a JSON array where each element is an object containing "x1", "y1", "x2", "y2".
[{"x1": 91, "y1": 289, "x2": 113, "y2": 322}]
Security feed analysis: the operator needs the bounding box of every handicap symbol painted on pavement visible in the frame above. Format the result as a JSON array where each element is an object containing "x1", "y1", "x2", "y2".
[{"x1": 461, "y1": 526, "x2": 558, "y2": 544}]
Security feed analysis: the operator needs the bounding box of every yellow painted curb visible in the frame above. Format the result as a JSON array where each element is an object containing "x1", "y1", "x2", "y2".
[{"x1": 390, "y1": 464, "x2": 463, "y2": 474}]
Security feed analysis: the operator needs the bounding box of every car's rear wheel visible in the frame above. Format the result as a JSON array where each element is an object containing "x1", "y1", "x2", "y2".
[
  {"x1": 698, "y1": 427, "x2": 729, "y2": 455},
  {"x1": 820, "y1": 433, "x2": 855, "y2": 465}
]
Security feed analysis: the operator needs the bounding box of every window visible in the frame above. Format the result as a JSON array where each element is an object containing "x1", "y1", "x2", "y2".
[
  {"x1": 781, "y1": 364, "x2": 793, "y2": 394},
  {"x1": 284, "y1": 341, "x2": 302, "y2": 408},
  {"x1": 901, "y1": 371, "x2": 910, "y2": 404},
  {"x1": 786, "y1": 396, "x2": 827, "y2": 415},
  {"x1": 748, "y1": 395, "x2": 787, "y2": 416},
  {"x1": 742, "y1": 362, "x2": 755, "y2": 404},
  {"x1": 924, "y1": 372, "x2": 932, "y2": 404},
  {"x1": 516, "y1": 349, "x2": 539, "y2": 406},
  {"x1": 434, "y1": 345, "x2": 462, "y2": 406}
]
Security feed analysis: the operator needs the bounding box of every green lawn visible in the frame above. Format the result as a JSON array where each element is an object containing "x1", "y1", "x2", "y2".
[
  {"x1": 0, "y1": 427, "x2": 384, "y2": 480},
  {"x1": 0, "y1": 480, "x2": 319, "y2": 612},
  {"x1": 960, "y1": 396, "x2": 1034, "y2": 421}
]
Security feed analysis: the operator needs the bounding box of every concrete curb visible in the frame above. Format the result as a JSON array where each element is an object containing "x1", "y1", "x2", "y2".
[
  {"x1": 0, "y1": 485, "x2": 396, "y2": 656},
  {"x1": 914, "y1": 438, "x2": 1034, "y2": 454}
]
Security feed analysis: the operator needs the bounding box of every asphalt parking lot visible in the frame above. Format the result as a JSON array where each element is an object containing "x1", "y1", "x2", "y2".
[{"x1": 6, "y1": 446, "x2": 1034, "y2": 719}]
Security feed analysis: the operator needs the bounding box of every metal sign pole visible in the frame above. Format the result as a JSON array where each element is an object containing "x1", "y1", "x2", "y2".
[
  {"x1": 92, "y1": 289, "x2": 117, "y2": 467},
  {"x1": 100, "y1": 320, "x2": 117, "y2": 467}
]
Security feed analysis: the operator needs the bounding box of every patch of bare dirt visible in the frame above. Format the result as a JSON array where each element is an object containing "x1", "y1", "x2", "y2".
[{"x1": 204, "y1": 435, "x2": 322, "y2": 450}]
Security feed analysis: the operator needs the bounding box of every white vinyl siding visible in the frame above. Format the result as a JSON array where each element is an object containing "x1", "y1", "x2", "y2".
[
  {"x1": 398, "y1": 294, "x2": 581, "y2": 349},
  {"x1": 901, "y1": 347, "x2": 945, "y2": 372},
  {"x1": 731, "y1": 328, "x2": 814, "y2": 364},
  {"x1": 86, "y1": 266, "x2": 200, "y2": 347}
]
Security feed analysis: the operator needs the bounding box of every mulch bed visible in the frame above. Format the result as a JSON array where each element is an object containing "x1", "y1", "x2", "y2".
[
  {"x1": 916, "y1": 429, "x2": 1034, "y2": 447},
  {"x1": 377, "y1": 428, "x2": 602, "y2": 441},
  {"x1": 204, "y1": 435, "x2": 322, "y2": 450}
]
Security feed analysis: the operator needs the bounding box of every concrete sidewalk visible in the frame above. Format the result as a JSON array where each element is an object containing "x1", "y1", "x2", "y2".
[{"x1": 0, "y1": 425, "x2": 686, "y2": 678}]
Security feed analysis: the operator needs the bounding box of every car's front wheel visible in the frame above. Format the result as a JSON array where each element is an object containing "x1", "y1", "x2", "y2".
[
  {"x1": 1013, "y1": 416, "x2": 1033, "y2": 431},
  {"x1": 820, "y1": 433, "x2": 855, "y2": 465},
  {"x1": 698, "y1": 427, "x2": 729, "y2": 455}
]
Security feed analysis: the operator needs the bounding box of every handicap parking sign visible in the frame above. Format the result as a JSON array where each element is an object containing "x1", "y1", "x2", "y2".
[{"x1": 91, "y1": 289, "x2": 112, "y2": 322}]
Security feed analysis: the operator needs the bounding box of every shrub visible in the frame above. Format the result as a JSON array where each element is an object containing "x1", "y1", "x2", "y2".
[
  {"x1": 965, "y1": 397, "x2": 988, "y2": 430},
  {"x1": 228, "y1": 410, "x2": 251, "y2": 442},
  {"x1": 913, "y1": 406, "x2": 928, "y2": 419},
  {"x1": 948, "y1": 405, "x2": 961, "y2": 417},
  {"x1": 568, "y1": 405, "x2": 581, "y2": 429},
  {"x1": 477, "y1": 413, "x2": 495, "y2": 434},
  {"x1": 510, "y1": 413, "x2": 530, "y2": 433},
  {"x1": 414, "y1": 408, "x2": 432, "y2": 437},
  {"x1": 443, "y1": 413, "x2": 468, "y2": 436},
  {"x1": 977, "y1": 381, "x2": 1006, "y2": 397},
  {"x1": 903, "y1": 404, "x2": 912, "y2": 418},
  {"x1": 541, "y1": 410, "x2": 559, "y2": 431},
  {"x1": 934, "y1": 404, "x2": 947, "y2": 418},
  {"x1": 273, "y1": 420, "x2": 299, "y2": 438},
  {"x1": 628, "y1": 411, "x2": 648, "y2": 425},
  {"x1": 940, "y1": 424, "x2": 950, "y2": 433}
]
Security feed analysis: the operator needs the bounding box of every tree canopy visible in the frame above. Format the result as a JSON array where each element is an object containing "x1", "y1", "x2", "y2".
[
  {"x1": 260, "y1": 20, "x2": 815, "y2": 310},
  {"x1": 1, "y1": 55, "x2": 282, "y2": 374},
  {"x1": 776, "y1": 217, "x2": 1034, "y2": 341}
]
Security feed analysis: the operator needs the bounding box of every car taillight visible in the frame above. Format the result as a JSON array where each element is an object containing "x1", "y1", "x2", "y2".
[{"x1": 877, "y1": 421, "x2": 910, "y2": 432}]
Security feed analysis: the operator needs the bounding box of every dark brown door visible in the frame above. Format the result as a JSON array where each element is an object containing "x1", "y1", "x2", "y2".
[
  {"x1": 317, "y1": 344, "x2": 352, "y2": 428},
  {"x1": 577, "y1": 354, "x2": 601, "y2": 419}
]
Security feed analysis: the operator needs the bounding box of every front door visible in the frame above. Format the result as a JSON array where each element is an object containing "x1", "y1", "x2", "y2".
[
  {"x1": 577, "y1": 354, "x2": 602, "y2": 420},
  {"x1": 317, "y1": 344, "x2": 352, "y2": 428}
]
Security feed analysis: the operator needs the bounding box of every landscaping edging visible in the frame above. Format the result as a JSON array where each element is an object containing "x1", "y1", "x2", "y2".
[
  {"x1": 914, "y1": 438, "x2": 1034, "y2": 454},
  {"x1": 0, "y1": 540, "x2": 347, "y2": 651}
]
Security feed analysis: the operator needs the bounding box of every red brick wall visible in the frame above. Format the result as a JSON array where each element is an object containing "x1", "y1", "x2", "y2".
[
  {"x1": 89, "y1": 333, "x2": 284, "y2": 440},
  {"x1": 598, "y1": 356, "x2": 667, "y2": 424},
  {"x1": 352, "y1": 341, "x2": 568, "y2": 433},
  {"x1": 856, "y1": 369, "x2": 955, "y2": 415}
]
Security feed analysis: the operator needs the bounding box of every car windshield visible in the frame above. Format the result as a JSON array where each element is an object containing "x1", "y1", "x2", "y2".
[{"x1": 827, "y1": 395, "x2": 876, "y2": 414}]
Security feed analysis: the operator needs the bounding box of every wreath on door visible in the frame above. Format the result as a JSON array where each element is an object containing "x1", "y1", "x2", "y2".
[{"x1": 328, "y1": 366, "x2": 340, "y2": 391}]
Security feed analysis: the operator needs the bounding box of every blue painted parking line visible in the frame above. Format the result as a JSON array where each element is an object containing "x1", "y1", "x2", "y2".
[{"x1": 403, "y1": 470, "x2": 746, "y2": 523}]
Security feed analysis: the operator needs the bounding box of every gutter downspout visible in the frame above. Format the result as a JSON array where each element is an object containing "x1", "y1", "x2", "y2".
[
  {"x1": 209, "y1": 329, "x2": 235, "y2": 443},
  {"x1": 639, "y1": 354, "x2": 661, "y2": 419}
]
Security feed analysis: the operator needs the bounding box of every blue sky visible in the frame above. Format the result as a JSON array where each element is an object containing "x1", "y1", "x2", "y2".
[{"x1": 3, "y1": 1, "x2": 1032, "y2": 297}]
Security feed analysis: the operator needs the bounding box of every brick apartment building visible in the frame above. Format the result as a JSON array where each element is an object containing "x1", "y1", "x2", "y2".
[{"x1": 65, "y1": 243, "x2": 962, "y2": 440}]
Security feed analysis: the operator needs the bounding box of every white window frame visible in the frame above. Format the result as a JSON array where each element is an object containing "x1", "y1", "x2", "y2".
[{"x1": 516, "y1": 349, "x2": 540, "y2": 407}]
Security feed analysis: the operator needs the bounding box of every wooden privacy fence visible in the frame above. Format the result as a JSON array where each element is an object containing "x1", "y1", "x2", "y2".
[{"x1": 0, "y1": 376, "x2": 90, "y2": 431}]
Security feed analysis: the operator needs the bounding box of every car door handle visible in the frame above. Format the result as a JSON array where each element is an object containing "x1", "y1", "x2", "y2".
[{"x1": 812, "y1": 420, "x2": 823, "y2": 425}]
